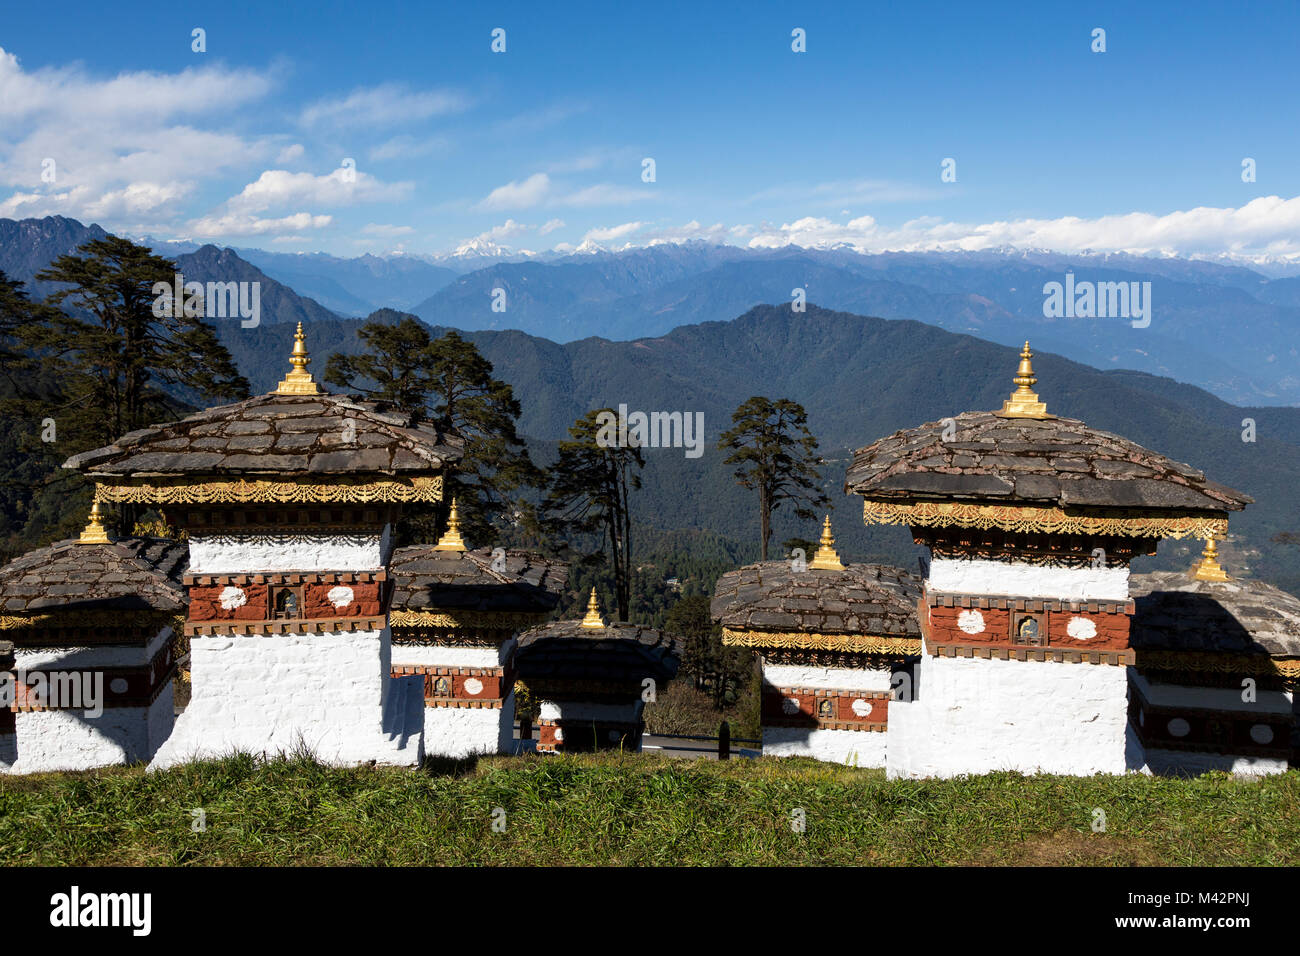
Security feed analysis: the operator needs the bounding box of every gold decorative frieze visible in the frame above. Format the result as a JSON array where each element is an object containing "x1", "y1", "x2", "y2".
[
  {"x1": 1136, "y1": 649, "x2": 1300, "y2": 680},
  {"x1": 0, "y1": 610, "x2": 175, "y2": 631},
  {"x1": 389, "y1": 609, "x2": 549, "y2": 630},
  {"x1": 862, "y1": 499, "x2": 1228, "y2": 539},
  {"x1": 92, "y1": 475, "x2": 443, "y2": 506},
  {"x1": 722, "y1": 628, "x2": 921, "y2": 655}
]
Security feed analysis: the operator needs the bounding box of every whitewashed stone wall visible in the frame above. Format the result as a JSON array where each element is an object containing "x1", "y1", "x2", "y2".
[
  {"x1": 928, "y1": 557, "x2": 1129, "y2": 602},
  {"x1": 150, "y1": 627, "x2": 421, "y2": 769},
  {"x1": 762, "y1": 663, "x2": 893, "y2": 692},
  {"x1": 886, "y1": 650, "x2": 1130, "y2": 778},
  {"x1": 187, "y1": 526, "x2": 391, "y2": 574},
  {"x1": 1, "y1": 690, "x2": 174, "y2": 774},
  {"x1": 391, "y1": 639, "x2": 515, "y2": 669},
  {"x1": 425, "y1": 692, "x2": 518, "y2": 759},
  {"x1": 763, "y1": 726, "x2": 887, "y2": 766}
]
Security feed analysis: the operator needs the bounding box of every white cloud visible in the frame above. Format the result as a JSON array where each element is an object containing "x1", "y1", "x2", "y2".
[
  {"x1": 742, "y1": 197, "x2": 1300, "y2": 258},
  {"x1": 300, "y1": 83, "x2": 467, "y2": 128},
  {"x1": 538, "y1": 218, "x2": 565, "y2": 235},
  {"x1": 583, "y1": 221, "x2": 644, "y2": 242},
  {"x1": 476, "y1": 173, "x2": 552, "y2": 211},
  {"x1": 227, "y1": 167, "x2": 412, "y2": 212},
  {"x1": 561, "y1": 183, "x2": 653, "y2": 207},
  {"x1": 188, "y1": 211, "x2": 333, "y2": 237},
  {"x1": 367, "y1": 135, "x2": 449, "y2": 162},
  {"x1": 276, "y1": 143, "x2": 305, "y2": 164}
]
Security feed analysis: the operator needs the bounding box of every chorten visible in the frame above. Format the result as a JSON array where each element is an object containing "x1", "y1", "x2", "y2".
[
  {"x1": 0, "y1": 504, "x2": 186, "y2": 773},
  {"x1": 711, "y1": 516, "x2": 922, "y2": 766},
  {"x1": 63, "y1": 324, "x2": 462, "y2": 769},
  {"x1": 1128, "y1": 539, "x2": 1299, "y2": 775},
  {"x1": 387, "y1": 519, "x2": 567, "y2": 759},
  {"x1": 845, "y1": 342, "x2": 1252, "y2": 778},
  {"x1": 514, "y1": 592, "x2": 680, "y2": 753}
]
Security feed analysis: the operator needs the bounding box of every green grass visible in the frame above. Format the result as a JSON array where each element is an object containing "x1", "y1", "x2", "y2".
[{"x1": 2, "y1": 753, "x2": 1298, "y2": 866}]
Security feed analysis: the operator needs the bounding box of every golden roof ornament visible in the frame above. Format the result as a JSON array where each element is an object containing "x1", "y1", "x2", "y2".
[
  {"x1": 995, "y1": 341, "x2": 1052, "y2": 419},
  {"x1": 78, "y1": 499, "x2": 113, "y2": 545},
  {"x1": 1192, "y1": 535, "x2": 1230, "y2": 582},
  {"x1": 809, "y1": 515, "x2": 845, "y2": 570},
  {"x1": 580, "y1": 588, "x2": 605, "y2": 628},
  {"x1": 275, "y1": 322, "x2": 323, "y2": 395},
  {"x1": 434, "y1": 498, "x2": 467, "y2": 551}
]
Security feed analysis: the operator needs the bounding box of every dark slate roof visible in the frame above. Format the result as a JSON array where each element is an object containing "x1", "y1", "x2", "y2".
[
  {"x1": 0, "y1": 538, "x2": 188, "y2": 615},
  {"x1": 710, "y1": 561, "x2": 922, "y2": 636},
  {"x1": 389, "y1": 546, "x2": 568, "y2": 614},
  {"x1": 1129, "y1": 572, "x2": 1300, "y2": 658},
  {"x1": 845, "y1": 411, "x2": 1250, "y2": 513},
  {"x1": 515, "y1": 620, "x2": 680, "y2": 683},
  {"x1": 62, "y1": 392, "x2": 462, "y2": 478}
]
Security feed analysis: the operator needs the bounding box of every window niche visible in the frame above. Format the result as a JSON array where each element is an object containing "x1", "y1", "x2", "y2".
[
  {"x1": 1012, "y1": 611, "x2": 1046, "y2": 646},
  {"x1": 272, "y1": 586, "x2": 303, "y2": 620}
]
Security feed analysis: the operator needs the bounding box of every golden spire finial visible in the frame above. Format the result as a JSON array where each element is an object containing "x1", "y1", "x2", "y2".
[
  {"x1": 580, "y1": 588, "x2": 605, "y2": 628},
  {"x1": 995, "y1": 341, "x2": 1052, "y2": 419},
  {"x1": 78, "y1": 499, "x2": 113, "y2": 545},
  {"x1": 809, "y1": 514, "x2": 845, "y2": 570},
  {"x1": 1192, "y1": 535, "x2": 1230, "y2": 582},
  {"x1": 275, "y1": 322, "x2": 323, "y2": 395},
  {"x1": 434, "y1": 498, "x2": 467, "y2": 551}
]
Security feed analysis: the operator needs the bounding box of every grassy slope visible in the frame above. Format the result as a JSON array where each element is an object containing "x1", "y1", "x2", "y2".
[{"x1": 2, "y1": 754, "x2": 1297, "y2": 866}]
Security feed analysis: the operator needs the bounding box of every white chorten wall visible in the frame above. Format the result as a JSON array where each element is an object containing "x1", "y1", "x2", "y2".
[
  {"x1": 1, "y1": 627, "x2": 176, "y2": 774},
  {"x1": 886, "y1": 651, "x2": 1130, "y2": 778},
  {"x1": 392, "y1": 639, "x2": 518, "y2": 759},
  {"x1": 151, "y1": 524, "x2": 424, "y2": 770},
  {"x1": 761, "y1": 662, "x2": 893, "y2": 767},
  {"x1": 1128, "y1": 671, "x2": 1292, "y2": 777},
  {"x1": 537, "y1": 699, "x2": 645, "y2": 752},
  {"x1": 889, "y1": 550, "x2": 1135, "y2": 779}
]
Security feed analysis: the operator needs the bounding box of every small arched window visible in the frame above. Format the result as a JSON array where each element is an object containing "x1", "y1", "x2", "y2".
[
  {"x1": 274, "y1": 588, "x2": 299, "y2": 619},
  {"x1": 432, "y1": 676, "x2": 451, "y2": 697},
  {"x1": 817, "y1": 698, "x2": 835, "y2": 719}
]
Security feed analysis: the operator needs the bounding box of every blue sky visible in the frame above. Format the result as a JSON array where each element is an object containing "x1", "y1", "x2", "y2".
[{"x1": 1, "y1": 0, "x2": 1297, "y2": 258}]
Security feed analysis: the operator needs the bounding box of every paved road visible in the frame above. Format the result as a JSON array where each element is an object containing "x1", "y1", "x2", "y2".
[{"x1": 513, "y1": 726, "x2": 758, "y2": 759}]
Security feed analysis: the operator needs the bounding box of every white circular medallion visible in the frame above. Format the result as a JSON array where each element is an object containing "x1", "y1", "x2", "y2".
[
  {"x1": 781, "y1": 697, "x2": 801, "y2": 715},
  {"x1": 851, "y1": 698, "x2": 872, "y2": 717},
  {"x1": 327, "y1": 585, "x2": 355, "y2": 609},
  {"x1": 1067, "y1": 616, "x2": 1098, "y2": 640},
  {"x1": 219, "y1": 586, "x2": 247, "y2": 611},
  {"x1": 1250, "y1": 724, "x2": 1274, "y2": 745},
  {"x1": 957, "y1": 609, "x2": 985, "y2": 634},
  {"x1": 110, "y1": 678, "x2": 128, "y2": 694},
  {"x1": 464, "y1": 677, "x2": 484, "y2": 696},
  {"x1": 554, "y1": 728, "x2": 563, "y2": 742},
  {"x1": 1167, "y1": 718, "x2": 1191, "y2": 738}
]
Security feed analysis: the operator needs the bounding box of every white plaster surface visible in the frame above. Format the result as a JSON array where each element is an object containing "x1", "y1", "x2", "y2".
[
  {"x1": 762, "y1": 664, "x2": 893, "y2": 692},
  {"x1": 928, "y1": 557, "x2": 1130, "y2": 602},
  {"x1": 149, "y1": 628, "x2": 420, "y2": 769},
  {"x1": 885, "y1": 650, "x2": 1130, "y2": 778},
  {"x1": 15, "y1": 627, "x2": 172, "y2": 669},
  {"x1": 763, "y1": 725, "x2": 886, "y2": 767},
  {"x1": 424, "y1": 691, "x2": 517, "y2": 759},
  {"x1": 390, "y1": 639, "x2": 514, "y2": 668},
  {"x1": 539, "y1": 700, "x2": 642, "y2": 722},
  {"x1": 186, "y1": 526, "x2": 391, "y2": 574},
  {"x1": 1, "y1": 687, "x2": 175, "y2": 774},
  {"x1": 1130, "y1": 671, "x2": 1292, "y2": 715}
]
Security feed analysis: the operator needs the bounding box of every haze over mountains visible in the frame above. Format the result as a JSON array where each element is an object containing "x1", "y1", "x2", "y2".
[{"x1": 4, "y1": 216, "x2": 1298, "y2": 408}]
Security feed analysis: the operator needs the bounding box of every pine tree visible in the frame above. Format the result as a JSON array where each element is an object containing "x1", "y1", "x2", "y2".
[
  {"x1": 324, "y1": 318, "x2": 539, "y2": 545},
  {"x1": 718, "y1": 396, "x2": 828, "y2": 561},
  {"x1": 543, "y1": 408, "x2": 645, "y2": 621}
]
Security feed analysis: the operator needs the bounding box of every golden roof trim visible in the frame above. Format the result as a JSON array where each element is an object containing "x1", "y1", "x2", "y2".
[
  {"x1": 722, "y1": 627, "x2": 920, "y2": 655},
  {"x1": 0, "y1": 610, "x2": 177, "y2": 631},
  {"x1": 861, "y1": 498, "x2": 1227, "y2": 539},
  {"x1": 1136, "y1": 649, "x2": 1300, "y2": 679},
  {"x1": 389, "y1": 609, "x2": 550, "y2": 629},
  {"x1": 91, "y1": 475, "x2": 443, "y2": 506}
]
